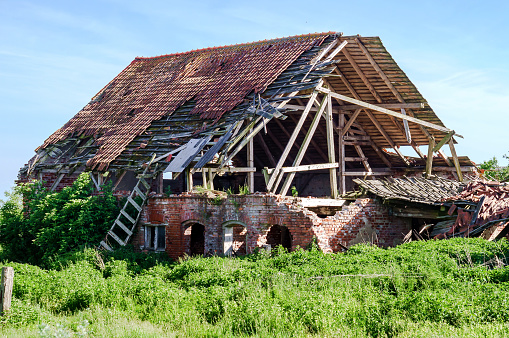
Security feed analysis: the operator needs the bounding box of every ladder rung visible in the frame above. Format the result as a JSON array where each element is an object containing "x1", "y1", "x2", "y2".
[
  {"x1": 139, "y1": 178, "x2": 150, "y2": 189},
  {"x1": 100, "y1": 241, "x2": 112, "y2": 251},
  {"x1": 128, "y1": 196, "x2": 142, "y2": 212},
  {"x1": 108, "y1": 231, "x2": 126, "y2": 246},
  {"x1": 133, "y1": 186, "x2": 146, "y2": 200},
  {"x1": 115, "y1": 219, "x2": 133, "y2": 236},
  {"x1": 120, "y1": 210, "x2": 136, "y2": 224}
]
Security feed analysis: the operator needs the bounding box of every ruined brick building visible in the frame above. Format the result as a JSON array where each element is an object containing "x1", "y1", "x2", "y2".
[{"x1": 18, "y1": 32, "x2": 475, "y2": 258}]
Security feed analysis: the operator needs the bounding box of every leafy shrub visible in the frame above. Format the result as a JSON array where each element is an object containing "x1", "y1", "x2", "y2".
[{"x1": 0, "y1": 173, "x2": 119, "y2": 267}]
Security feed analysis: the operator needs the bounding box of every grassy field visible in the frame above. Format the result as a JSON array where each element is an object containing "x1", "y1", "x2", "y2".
[{"x1": 1, "y1": 238, "x2": 509, "y2": 337}]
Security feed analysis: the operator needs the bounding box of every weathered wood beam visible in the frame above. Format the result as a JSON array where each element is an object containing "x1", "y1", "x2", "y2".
[
  {"x1": 195, "y1": 167, "x2": 256, "y2": 173},
  {"x1": 448, "y1": 139, "x2": 464, "y2": 182},
  {"x1": 267, "y1": 91, "x2": 319, "y2": 192},
  {"x1": 113, "y1": 170, "x2": 127, "y2": 191},
  {"x1": 317, "y1": 86, "x2": 460, "y2": 136},
  {"x1": 401, "y1": 108, "x2": 412, "y2": 143},
  {"x1": 339, "y1": 103, "x2": 424, "y2": 111},
  {"x1": 354, "y1": 145, "x2": 371, "y2": 172},
  {"x1": 341, "y1": 109, "x2": 362, "y2": 137},
  {"x1": 267, "y1": 162, "x2": 339, "y2": 174},
  {"x1": 324, "y1": 40, "x2": 348, "y2": 61},
  {"x1": 247, "y1": 125, "x2": 254, "y2": 193},
  {"x1": 388, "y1": 114, "x2": 425, "y2": 159},
  {"x1": 326, "y1": 94, "x2": 338, "y2": 198},
  {"x1": 433, "y1": 131, "x2": 455, "y2": 152},
  {"x1": 425, "y1": 136, "x2": 435, "y2": 178},
  {"x1": 280, "y1": 96, "x2": 328, "y2": 196},
  {"x1": 343, "y1": 171, "x2": 391, "y2": 176},
  {"x1": 438, "y1": 149, "x2": 453, "y2": 167},
  {"x1": 338, "y1": 113, "x2": 346, "y2": 194}
]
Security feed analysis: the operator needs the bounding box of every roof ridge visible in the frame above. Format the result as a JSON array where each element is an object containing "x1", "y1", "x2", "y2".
[{"x1": 134, "y1": 31, "x2": 339, "y2": 61}]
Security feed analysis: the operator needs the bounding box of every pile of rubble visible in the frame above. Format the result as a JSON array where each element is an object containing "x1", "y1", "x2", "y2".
[{"x1": 433, "y1": 180, "x2": 509, "y2": 240}]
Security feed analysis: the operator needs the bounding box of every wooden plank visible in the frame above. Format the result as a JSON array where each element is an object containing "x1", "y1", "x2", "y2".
[
  {"x1": 317, "y1": 86, "x2": 459, "y2": 136},
  {"x1": 267, "y1": 91, "x2": 318, "y2": 192},
  {"x1": 326, "y1": 94, "x2": 338, "y2": 198},
  {"x1": 267, "y1": 163, "x2": 339, "y2": 174},
  {"x1": 425, "y1": 136, "x2": 435, "y2": 178},
  {"x1": 1, "y1": 267, "x2": 14, "y2": 315},
  {"x1": 127, "y1": 196, "x2": 142, "y2": 212},
  {"x1": 133, "y1": 186, "x2": 146, "y2": 200},
  {"x1": 354, "y1": 145, "x2": 371, "y2": 172},
  {"x1": 343, "y1": 171, "x2": 391, "y2": 176},
  {"x1": 437, "y1": 150, "x2": 453, "y2": 167},
  {"x1": 247, "y1": 127, "x2": 254, "y2": 193},
  {"x1": 433, "y1": 131, "x2": 455, "y2": 152},
  {"x1": 401, "y1": 108, "x2": 412, "y2": 143},
  {"x1": 449, "y1": 139, "x2": 464, "y2": 182},
  {"x1": 324, "y1": 40, "x2": 348, "y2": 61},
  {"x1": 120, "y1": 209, "x2": 136, "y2": 225},
  {"x1": 345, "y1": 157, "x2": 368, "y2": 162},
  {"x1": 341, "y1": 109, "x2": 362, "y2": 136},
  {"x1": 108, "y1": 230, "x2": 126, "y2": 246},
  {"x1": 339, "y1": 103, "x2": 424, "y2": 111},
  {"x1": 100, "y1": 241, "x2": 112, "y2": 251},
  {"x1": 115, "y1": 219, "x2": 133, "y2": 236},
  {"x1": 338, "y1": 113, "x2": 346, "y2": 195},
  {"x1": 280, "y1": 95, "x2": 328, "y2": 195}
]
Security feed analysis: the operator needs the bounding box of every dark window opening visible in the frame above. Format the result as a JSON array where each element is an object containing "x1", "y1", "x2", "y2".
[{"x1": 145, "y1": 225, "x2": 165, "y2": 251}]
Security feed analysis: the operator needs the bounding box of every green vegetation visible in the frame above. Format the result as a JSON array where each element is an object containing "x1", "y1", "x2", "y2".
[
  {"x1": 2, "y1": 239, "x2": 509, "y2": 337},
  {"x1": 479, "y1": 155, "x2": 509, "y2": 182},
  {"x1": 0, "y1": 173, "x2": 118, "y2": 267}
]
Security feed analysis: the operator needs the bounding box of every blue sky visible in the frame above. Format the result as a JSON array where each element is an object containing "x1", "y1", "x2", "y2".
[{"x1": 1, "y1": 0, "x2": 508, "y2": 195}]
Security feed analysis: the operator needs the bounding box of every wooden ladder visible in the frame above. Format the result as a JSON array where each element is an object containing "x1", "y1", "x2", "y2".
[{"x1": 99, "y1": 156, "x2": 157, "y2": 251}]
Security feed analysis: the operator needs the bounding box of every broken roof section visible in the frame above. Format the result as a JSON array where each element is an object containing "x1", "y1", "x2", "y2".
[
  {"x1": 35, "y1": 33, "x2": 334, "y2": 171},
  {"x1": 21, "y1": 32, "x2": 474, "y2": 198}
]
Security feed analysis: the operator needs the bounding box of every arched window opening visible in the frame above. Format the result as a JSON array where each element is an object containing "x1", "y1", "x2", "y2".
[{"x1": 266, "y1": 225, "x2": 292, "y2": 251}]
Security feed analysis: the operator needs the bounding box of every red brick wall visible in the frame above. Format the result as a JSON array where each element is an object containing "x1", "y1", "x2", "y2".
[{"x1": 137, "y1": 194, "x2": 411, "y2": 259}]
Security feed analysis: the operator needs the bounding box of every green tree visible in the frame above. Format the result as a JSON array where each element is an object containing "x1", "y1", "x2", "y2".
[{"x1": 479, "y1": 155, "x2": 509, "y2": 182}]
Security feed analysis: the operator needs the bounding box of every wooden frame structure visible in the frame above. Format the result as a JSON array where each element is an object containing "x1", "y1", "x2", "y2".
[{"x1": 21, "y1": 33, "x2": 473, "y2": 199}]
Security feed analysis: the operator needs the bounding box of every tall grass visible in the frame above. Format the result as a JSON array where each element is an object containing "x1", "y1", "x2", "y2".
[{"x1": 2, "y1": 238, "x2": 509, "y2": 337}]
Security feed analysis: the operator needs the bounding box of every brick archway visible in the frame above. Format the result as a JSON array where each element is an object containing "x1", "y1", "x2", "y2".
[{"x1": 182, "y1": 220, "x2": 205, "y2": 256}]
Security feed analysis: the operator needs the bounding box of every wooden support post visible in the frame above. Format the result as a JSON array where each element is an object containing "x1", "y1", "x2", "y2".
[
  {"x1": 280, "y1": 95, "x2": 328, "y2": 195},
  {"x1": 208, "y1": 169, "x2": 215, "y2": 190},
  {"x1": 266, "y1": 91, "x2": 318, "y2": 192},
  {"x1": 247, "y1": 130, "x2": 254, "y2": 193},
  {"x1": 326, "y1": 94, "x2": 338, "y2": 198},
  {"x1": 426, "y1": 136, "x2": 435, "y2": 178},
  {"x1": 186, "y1": 169, "x2": 193, "y2": 191},
  {"x1": 1, "y1": 267, "x2": 14, "y2": 315},
  {"x1": 202, "y1": 168, "x2": 208, "y2": 189},
  {"x1": 339, "y1": 113, "x2": 346, "y2": 195},
  {"x1": 449, "y1": 140, "x2": 464, "y2": 182}
]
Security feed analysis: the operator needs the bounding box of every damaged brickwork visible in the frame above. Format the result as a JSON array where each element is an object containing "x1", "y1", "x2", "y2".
[{"x1": 134, "y1": 194, "x2": 411, "y2": 259}]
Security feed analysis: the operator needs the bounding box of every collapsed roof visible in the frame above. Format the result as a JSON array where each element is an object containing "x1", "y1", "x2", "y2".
[{"x1": 20, "y1": 32, "x2": 474, "y2": 196}]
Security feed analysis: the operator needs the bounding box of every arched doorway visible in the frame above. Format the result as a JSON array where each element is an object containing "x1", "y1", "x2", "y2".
[
  {"x1": 182, "y1": 221, "x2": 205, "y2": 256},
  {"x1": 223, "y1": 221, "x2": 247, "y2": 256},
  {"x1": 266, "y1": 225, "x2": 292, "y2": 251}
]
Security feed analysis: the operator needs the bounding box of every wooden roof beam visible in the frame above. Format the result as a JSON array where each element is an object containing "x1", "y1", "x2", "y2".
[
  {"x1": 339, "y1": 103, "x2": 424, "y2": 111},
  {"x1": 316, "y1": 86, "x2": 461, "y2": 136}
]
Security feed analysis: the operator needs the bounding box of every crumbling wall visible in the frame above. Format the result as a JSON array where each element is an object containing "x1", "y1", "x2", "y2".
[{"x1": 136, "y1": 194, "x2": 411, "y2": 259}]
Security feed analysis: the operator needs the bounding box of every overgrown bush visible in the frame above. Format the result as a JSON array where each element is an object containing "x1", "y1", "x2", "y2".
[{"x1": 0, "y1": 173, "x2": 119, "y2": 267}]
